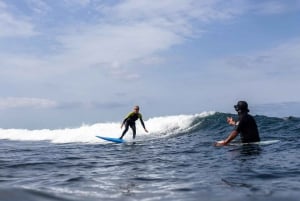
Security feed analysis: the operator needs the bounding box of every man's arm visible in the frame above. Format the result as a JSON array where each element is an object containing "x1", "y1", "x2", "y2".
[
  {"x1": 139, "y1": 114, "x2": 148, "y2": 132},
  {"x1": 215, "y1": 130, "x2": 239, "y2": 146},
  {"x1": 121, "y1": 112, "x2": 133, "y2": 128}
]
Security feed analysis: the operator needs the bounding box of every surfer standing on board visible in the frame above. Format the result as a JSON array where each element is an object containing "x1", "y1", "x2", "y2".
[
  {"x1": 215, "y1": 101, "x2": 260, "y2": 146},
  {"x1": 119, "y1": 105, "x2": 148, "y2": 139}
]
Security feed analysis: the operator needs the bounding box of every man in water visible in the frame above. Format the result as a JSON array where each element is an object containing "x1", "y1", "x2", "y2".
[
  {"x1": 119, "y1": 105, "x2": 148, "y2": 139},
  {"x1": 215, "y1": 101, "x2": 260, "y2": 146}
]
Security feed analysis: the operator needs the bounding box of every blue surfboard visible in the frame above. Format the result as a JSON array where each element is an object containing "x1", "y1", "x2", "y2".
[{"x1": 96, "y1": 136, "x2": 125, "y2": 143}]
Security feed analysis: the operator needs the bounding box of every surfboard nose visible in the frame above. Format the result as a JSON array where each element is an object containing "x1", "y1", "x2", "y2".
[{"x1": 96, "y1": 136, "x2": 125, "y2": 143}]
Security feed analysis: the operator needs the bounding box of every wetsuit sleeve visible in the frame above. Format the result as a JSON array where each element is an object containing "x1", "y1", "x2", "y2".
[{"x1": 139, "y1": 113, "x2": 146, "y2": 129}]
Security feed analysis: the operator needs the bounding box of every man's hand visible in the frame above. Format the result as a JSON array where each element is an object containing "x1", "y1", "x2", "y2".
[
  {"x1": 227, "y1": 117, "x2": 236, "y2": 126},
  {"x1": 214, "y1": 140, "x2": 226, "y2": 146}
]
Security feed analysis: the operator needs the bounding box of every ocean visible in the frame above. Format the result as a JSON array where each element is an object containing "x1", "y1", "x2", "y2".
[{"x1": 0, "y1": 111, "x2": 299, "y2": 201}]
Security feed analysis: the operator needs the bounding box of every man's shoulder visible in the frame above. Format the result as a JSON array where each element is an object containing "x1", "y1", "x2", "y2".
[
  {"x1": 240, "y1": 113, "x2": 256, "y2": 123},
  {"x1": 246, "y1": 113, "x2": 255, "y2": 119},
  {"x1": 126, "y1": 112, "x2": 135, "y2": 117},
  {"x1": 240, "y1": 113, "x2": 253, "y2": 118}
]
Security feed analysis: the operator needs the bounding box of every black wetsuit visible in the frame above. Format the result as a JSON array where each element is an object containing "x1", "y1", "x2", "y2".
[
  {"x1": 120, "y1": 112, "x2": 146, "y2": 139},
  {"x1": 235, "y1": 113, "x2": 260, "y2": 143}
]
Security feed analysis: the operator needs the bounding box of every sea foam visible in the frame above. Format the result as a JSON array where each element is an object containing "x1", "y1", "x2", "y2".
[{"x1": 0, "y1": 111, "x2": 215, "y2": 144}]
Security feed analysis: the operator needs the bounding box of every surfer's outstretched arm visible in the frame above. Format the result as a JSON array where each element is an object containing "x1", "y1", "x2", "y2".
[
  {"x1": 215, "y1": 130, "x2": 238, "y2": 146},
  {"x1": 139, "y1": 118, "x2": 148, "y2": 133}
]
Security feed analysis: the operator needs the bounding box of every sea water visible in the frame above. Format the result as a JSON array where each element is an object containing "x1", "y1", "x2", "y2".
[{"x1": 0, "y1": 112, "x2": 299, "y2": 201}]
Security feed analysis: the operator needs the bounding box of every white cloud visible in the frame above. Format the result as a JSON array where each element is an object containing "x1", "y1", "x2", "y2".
[
  {"x1": 224, "y1": 38, "x2": 300, "y2": 76},
  {"x1": 0, "y1": 0, "x2": 251, "y2": 74},
  {"x1": 51, "y1": 23, "x2": 182, "y2": 79},
  {"x1": 204, "y1": 38, "x2": 300, "y2": 104},
  {"x1": 0, "y1": 1, "x2": 5, "y2": 9},
  {"x1": 252, "y1": 0, "x2": 300, "y2": 15},
  {"x1": 1, "y1": 0, "x2": 299, "y2": 80},
  {"x1": 100, "y1": 0, "x2": 247, "y2": 36},
  {"x1": 0, "y1": 1, "x2": 37, "y2": 37},
  {"x1": 0, "y1": 54, "x2": 50, "y2": 77},
  {"x1": 48, "y1": 0, "x2": 249, "y2": 79},
  {"x1": 26, "y1": 0, "x2": 51, "y2": 15},
  {"x1": 0, "y1": 97, "x2": 58, "y2": 110},
  {"x1": 63, "y1": 0, "x2": 90, "y2": 7},
  {"x1": 102, "y1": 0, "x2": 244, "y2": 22}
]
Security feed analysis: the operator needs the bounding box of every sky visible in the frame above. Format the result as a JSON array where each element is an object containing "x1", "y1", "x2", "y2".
[{"x1": 0, "y1": 0, "x2": 300, "y2": 129}]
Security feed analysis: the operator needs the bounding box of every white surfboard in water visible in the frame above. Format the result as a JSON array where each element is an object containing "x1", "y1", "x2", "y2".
[{"x1": 217, "y1": 140, "x2": 280, "y2": 146}]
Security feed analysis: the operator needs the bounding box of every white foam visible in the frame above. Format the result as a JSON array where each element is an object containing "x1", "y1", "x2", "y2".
[{"x1": 0, "y1": 111, "x2": 215, "y2": 144}]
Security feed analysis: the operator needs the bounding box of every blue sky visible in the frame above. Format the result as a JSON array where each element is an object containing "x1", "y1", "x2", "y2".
[{"x1": 0, "y1": 0, "x2": 300, "y2": 128}]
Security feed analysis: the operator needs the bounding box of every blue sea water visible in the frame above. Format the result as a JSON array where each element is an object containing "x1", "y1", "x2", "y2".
[{"x1": 0, "y1": 112, "x2": 299, "y2": 201}]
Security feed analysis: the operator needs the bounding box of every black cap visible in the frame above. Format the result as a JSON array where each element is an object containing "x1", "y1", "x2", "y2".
[{"x1": 234, "y1": 101, "x2": 249, "y2": 113}]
